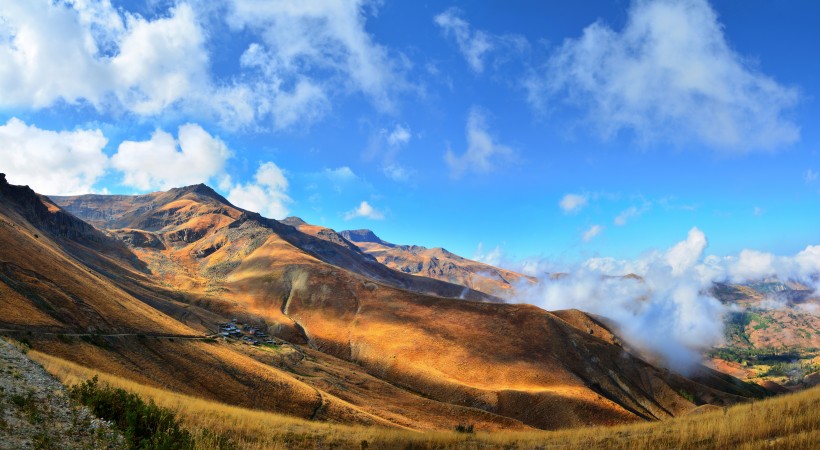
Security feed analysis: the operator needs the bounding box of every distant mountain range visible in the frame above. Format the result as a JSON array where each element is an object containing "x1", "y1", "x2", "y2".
[{"x1": 0, "y1": 174, "x2": 771, "y2": 431}]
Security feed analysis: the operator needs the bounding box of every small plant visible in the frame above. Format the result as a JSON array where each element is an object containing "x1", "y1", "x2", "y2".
[
  {"x1": 678, "y1": 390, "x2": 696, "y2": 404},
  {"x1": 69, "y1": 376, "x2": 193, "y2": 450},
  {"x1": 11, "y1": 391, "x2": 42, "y2": 423}
]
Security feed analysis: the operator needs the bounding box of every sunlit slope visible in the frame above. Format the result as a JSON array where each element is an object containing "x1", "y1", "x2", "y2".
[
  {"x1": 54, "y1": 186, "x2": 496, "y2": 302},
  {"x1": 48, "y1": 182, "x2": 769, "y2": 430},
  {"x1": 0, "y1": 175, "x2": 190, "y2": 334},
  {"x1": 228, "y1": 235, "x2": 767, "y2": 430},
  {"x1": 336, "y1": 227, "x2": 536, "y2": 298},
  {"x1": 35, "y1": 349, "x2": 820, "y2": 450},
  {"x1": 1, "y1": 176, "x2": 469, "y2": 427}
]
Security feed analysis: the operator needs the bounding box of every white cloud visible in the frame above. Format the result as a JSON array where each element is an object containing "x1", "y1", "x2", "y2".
[
  {"x1": 227, "y1": 162, "x2": 290, "y2": 219},
  {"x1": 323, "y1": 166, "x2": 358, "y2": 183},
  {"x1": 434, "y1": 8, "x2": 527, "y2": 74},
  {"x1": 0, "y1": 118, "x2": 108, "y2": 195},
  {"x1": 520, "y1": 227, "x2": 725, "y2": 373},
  {"x1": 445, "y1": 107, "x2": 513, "y2": 178},
  {"x1": 614, "y1": 202, "x2": 651, "y2": 226},
  {"x1": 559, "y1": 193, "x2": 588, "y2": 213},
  {"x1": 518, "y1": 227, "x2": 820, "y2": 373},
  {"x1": 381, "y1": 164, "x2": 414, "y2": 182},
  {"x1": 531, "y1": 0, "x2": 799, "y2": 151},
  {"x1": 344, "y1": 201, "x2": 384, "y2": 220},
  {"x1": 582, "y1": 224, "x2": 603, "y2": 242},
  {"x1": 434, "y1": 8, "x2": 493, "y2": 73},
  {"x1": 728, "y1": 249, "x2": 776, "y2": 281},
  {"x1": 110, "y1": 3, "x2": 209, "y2": 115},
  {"x1": 0, "y1": 1, "x2": 208, "y2": 114},
  {"x1": 664, "y1": 227, "x2": 707, "y2": 275},
  {"x1": 386, "y1": 124, "x2": 411, "y2": 147},
  {"x1": 112, "y1": 123, "x2": 231, "y2": 191},
  {"x1": 228, "y1": 0, "x2": 404, "y2": 114},
  {"x1": 368, "y1": 124, "x2": 415, "y2": 181},
  {"x1": 0, "y1": 1, "x2": 406, "y2": 130},
  {"x1": 473, "y1": 242, "x2": 503, "y2": 267},
  {"x1": 806, "y1": 169, "x2": 818, "y2": 183},
  {"x1": 753, "y1": 206, "x2": 765, "y2": 217}
]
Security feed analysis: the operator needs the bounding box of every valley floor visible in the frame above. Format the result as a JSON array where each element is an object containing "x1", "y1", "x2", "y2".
[{"x1": 29, "y1": 347, "x2": 820, "y2": 450}]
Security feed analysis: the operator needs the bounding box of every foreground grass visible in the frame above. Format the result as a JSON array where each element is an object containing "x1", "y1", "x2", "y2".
[{"x1": 31, "y1": 350, "x2": 820, "y2": 449}]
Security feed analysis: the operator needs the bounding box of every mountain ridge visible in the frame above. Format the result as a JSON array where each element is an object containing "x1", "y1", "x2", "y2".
[
  {"x1": 0, "y1": 177, "x2": 773, "y2": 432},
  {"x1": 338, "y1": 226, "x2": 534, "y2": 298}
]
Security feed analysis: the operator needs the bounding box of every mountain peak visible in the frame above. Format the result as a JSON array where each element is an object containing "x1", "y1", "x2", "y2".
[
  {"x1": 340, "y1": 229, "x2": 390, "y2": 246},
  {"x1": 168, "y1": 183, "x2": 232, "y2": 206},
  {"x1": 281, "y1": 216, "x2": 307, "y2": 227}
]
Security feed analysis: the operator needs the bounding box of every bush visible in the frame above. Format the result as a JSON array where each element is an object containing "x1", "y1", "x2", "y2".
[
  {"x1": 454, "y1": 423, "x2": 474, "y2": 433},
  {"x1": 69, "y1": 376, "x2": 193, "y2": 450}
]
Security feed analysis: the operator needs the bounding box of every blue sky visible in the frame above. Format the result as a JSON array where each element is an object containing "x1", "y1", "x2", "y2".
[{"x1": 1, "y1": 0, "x2": 818, "y2": 266}]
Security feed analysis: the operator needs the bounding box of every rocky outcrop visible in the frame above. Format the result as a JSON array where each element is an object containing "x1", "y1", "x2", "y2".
[{"x1": 0, "y1": 338, "x2": 121, "y2": 448}]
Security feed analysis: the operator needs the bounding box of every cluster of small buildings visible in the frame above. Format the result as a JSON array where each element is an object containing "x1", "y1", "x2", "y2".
[{"x1": 218, "y1": 319, "x2": 278, "y2": 346}]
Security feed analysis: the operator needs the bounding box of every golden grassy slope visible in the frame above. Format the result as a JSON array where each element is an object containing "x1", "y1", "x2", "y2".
[
  {"x1": 33, "y1": 350, "x2": 820, "y2": 450},
  {"x1": 39, "y1": 185, "x2": 770, "y2": 431},
  {"x1": 226, "y1": 240, "x2": 764, "y2": 430},
  {"x1": 0, "y1": 193, "x2": 192, "y2": 335}
]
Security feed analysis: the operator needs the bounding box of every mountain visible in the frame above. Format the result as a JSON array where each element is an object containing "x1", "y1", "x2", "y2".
[
  {"x1": 336, "y1": 228, "x2": 535, "y2": 298},
  {"x1": 0, "y1": 175, "x2": 771, "y2": 432}
]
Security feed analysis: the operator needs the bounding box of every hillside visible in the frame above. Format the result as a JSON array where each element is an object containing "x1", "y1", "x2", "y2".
[
  {"x1": 0, "y1": 174, "x2": 770, "y2": 433},
  {"x1": 336, "y1": 227, "x2": 535, "y2": 298},
  {"x1": 34, "y1": 349, "x2": 820, "y2": 449},
  {"x1": 0, "y1": 338, "x2": 121, "y2": 448},
  {"x1": 709, "y1": 281, "x2": 820, "y2": 390}
]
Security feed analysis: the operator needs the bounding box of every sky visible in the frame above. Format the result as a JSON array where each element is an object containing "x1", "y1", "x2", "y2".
[{"x1": 1, "y1": 0, "x2": 819, "y2": 266}]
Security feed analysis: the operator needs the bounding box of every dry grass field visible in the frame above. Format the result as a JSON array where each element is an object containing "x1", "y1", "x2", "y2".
[{"x1": 32, "y1": 349, "x2": 820, "y2": 450}]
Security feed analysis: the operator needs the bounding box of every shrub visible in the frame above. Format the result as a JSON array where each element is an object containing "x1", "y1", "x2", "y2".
[
  {"x1": 454, "y1": 423, "x2": 474, "y2": 433},
  {"x1": 69, "y1": 376, "x2": 193, "y2": 450}
]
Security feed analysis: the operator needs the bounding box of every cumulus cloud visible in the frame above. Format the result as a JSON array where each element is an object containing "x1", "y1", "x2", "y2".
[
  {"x1": 344, "y1": 201, "x2": 384, "y2": 220},
  {"x1": 0, "y1": 1, "x2": 208, "y2": 114},
  {"x1": 227, "y1": 162, "x2": 290, "y2": 219},
  {"x1": 434, "y1": 8, "x2": 527, "y2": 73},
  {"x1": 0, "y1": 0, "x2": 406, "y2": 130},
  {"x1": 228, "y1": 0, "x2": 405, "y2": 115},
  {"x1": 559, "y1": 193, "x2": 588, "y2": 213},
  {"x1": 445, "y1": 107, "x2": 513, "y2": 178},
  {"x1": 517, "y1": 227, "x2": 820, "y2": 373},
  {"x1": 529, "y1": 0, "x2": 799, "y2": 151},
  {"x1": 582, "y1": 224, "x2": 603, "y2": 242},
  {"x1": 0, "y1": 118, "x2": 108, "y2": 195},
  {"x1": 112, "y1": 124, "x2": 231, "y2": 191}
]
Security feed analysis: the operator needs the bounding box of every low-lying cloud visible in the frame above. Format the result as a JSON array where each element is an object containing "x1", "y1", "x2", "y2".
[{"x1": 516, "y1": 228, "x2": 820, "y2": 373}]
